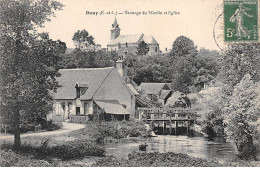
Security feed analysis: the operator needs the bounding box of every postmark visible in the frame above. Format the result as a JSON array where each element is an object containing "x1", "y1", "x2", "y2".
[{"x1": 224, "y1": 0, "x2": 258, "y2": 42}]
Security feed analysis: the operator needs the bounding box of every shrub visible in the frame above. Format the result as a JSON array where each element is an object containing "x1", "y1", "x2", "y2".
[
  {"x1": 0, "y1": 120, "x2": 63, "y2": 134},
  {"x1": 92, "y1": 151, "x2": 221, "y2": 167},
  {"x1": 45, "y1": 121, "x2": 63, "y2": 131},
  {"x1": 50, "y1": 139, "x2": 106, "y2": 160},
  {"x1": 0, "y1": 150, "x2": 52, "y2": 167},
  {"x1": 0, "y1": 139, "x2": 106, "y2": 161}
]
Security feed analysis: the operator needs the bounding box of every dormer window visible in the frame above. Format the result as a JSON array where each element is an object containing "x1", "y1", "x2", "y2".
[{"x1": 75, "y1": 82, "x2": 89, "y2": 98}]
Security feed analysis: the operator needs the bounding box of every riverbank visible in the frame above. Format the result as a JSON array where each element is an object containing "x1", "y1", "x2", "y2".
[
  {"x1": 1, "y1": 121, "x2": 259, "y2": 167},
  {"x1": 1, "y1": 148, "x2": 260, "y2": 167}
]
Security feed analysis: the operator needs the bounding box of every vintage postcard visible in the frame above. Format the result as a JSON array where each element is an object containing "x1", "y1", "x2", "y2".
[{"x1": 0, "y1": 0, "x2": 260, "y2": 168}]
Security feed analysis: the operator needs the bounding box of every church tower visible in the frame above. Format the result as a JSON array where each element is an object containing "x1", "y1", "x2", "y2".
[{"x1": 111, "y1": 17, "x2": 120, "y2": 40}]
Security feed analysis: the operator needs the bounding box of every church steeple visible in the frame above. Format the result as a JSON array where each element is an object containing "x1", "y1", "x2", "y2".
[
  {"x1": 112, "y1": 17, "x2": 119, "y2": 28},
  {"x1": 111, "y1": 17, "x2": 120, "y2": 40}
]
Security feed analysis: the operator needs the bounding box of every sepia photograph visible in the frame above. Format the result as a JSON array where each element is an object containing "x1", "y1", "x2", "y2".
[{"x1": 0, "y1": 0, "x2": 260, "y2": 167}]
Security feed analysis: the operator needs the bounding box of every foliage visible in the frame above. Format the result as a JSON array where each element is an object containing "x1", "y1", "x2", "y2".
[
  {"x1": 194, "y1": 48, "x2": 220, "y2": 90},
  {"x1": 125, "y1": 54, "x2": 173, "y2": 85},
  {"x1": 224, "y1": 74, "x2": 260, "y2": 160},
  {"x1": 0, "y1": 150, "x2": 52, "y2": 167},
  {"x1": 0, "y1": 120, "x2": 62, "y2": 134},
  {"x1": 0, "y1": 139, "x2": 106, "y2": 161},
  {"x1": 72, "y1": 29, "x2": 99, "y2": 52},
  {"x1": 217, "y1": 43, "x2": 260, "y2": 88},
  {"x1": 165, "y1": 91, "x2": 191, "y2": 108},
  {"x1": 170, "y1": 36, "x2": 197, "y2": 57},
  {"x1": 92, "y1": 121, "x2": 147, "y2": 143},
  {"x1": 69, "y1": 121, "x2": 147, "y2": 144},
  {"x1": 137, "y1": 40, "x2": 149, "y2": 56},
  {"x1": 0, "y1": 0, "x2": 65, "y2": 147},
  {"x1": 92, "y1": 151, "x2": 221, "y2": 167},
  {"x1": 169, "y1": 36, "x2": 220, "y2": 93},
  {"x1": 170, "y1": 36, "x2": 197, "y2": 93},
  {"x1": 195, "y1": 85, "x2": 226, "y2": 137},
  {"x1": 59, "y1": 50, "x2": 118, "y2": 69}
]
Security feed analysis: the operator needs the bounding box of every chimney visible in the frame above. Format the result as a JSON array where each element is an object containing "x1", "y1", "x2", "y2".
[{"x1": 116, "y1": 59, "x2": 126, "y2": 77}]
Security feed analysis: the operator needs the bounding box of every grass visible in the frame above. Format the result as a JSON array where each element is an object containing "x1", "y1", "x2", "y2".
[{"x1": 0, "y1": 138, "x2": 106, "y2": 166}]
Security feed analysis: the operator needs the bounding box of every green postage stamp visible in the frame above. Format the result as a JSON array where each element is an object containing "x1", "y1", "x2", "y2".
[{"x1": 224, "y1": 0, "x2": 258, "y2": 42}]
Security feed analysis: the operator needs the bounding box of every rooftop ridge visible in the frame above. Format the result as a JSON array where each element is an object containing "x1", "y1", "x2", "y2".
[{"x1": 59, "y1": 67, "x2": 114, "y2": 71}]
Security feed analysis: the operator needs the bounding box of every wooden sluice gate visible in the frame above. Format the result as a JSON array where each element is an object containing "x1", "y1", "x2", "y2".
[{"x1": 137, "y1": 107, "x2": 195, "y2": 135}]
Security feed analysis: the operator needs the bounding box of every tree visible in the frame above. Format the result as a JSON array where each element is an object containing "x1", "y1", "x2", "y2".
[
  {"x1": 0, "y1": 0, "x2": 65, "y2": 147},
  {"x1": 193, "y1": 48, "x2": 220, "y2": 90},
  {"x1": 224, "y1": 74, "x2": 260, "y2": 160},
  {"x1": 217, "y1": 43, "x2": 260, "y2": 88},
  {"x1": 170, "y1": 36, "x2": 198, "y2": 93},
  {"x1": 59, "y1": 50, "x2": 118, "y2": 69},
  {"x1": 170, "y1": 36, "x2": 197, "y2": 57},
  {"x1": 137, "y1": 40, "x2": 149, "y2": 56},
  {"x1": 72, "y1": 29, "x2": 97, "y2": 52},
  {"x1": 195, "y1": 84, "x2": 226, "y2": 138},
  {"x1": 171, "y1": 58, "x2": 196, "y2": 93}
]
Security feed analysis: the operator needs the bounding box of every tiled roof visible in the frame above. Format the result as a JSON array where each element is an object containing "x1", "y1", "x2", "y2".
[
  {"x1": 95, "y1": 100, "x2": 130, "y2": 115},
  {"x1": 142, "y1": 35, "x2": 159, "y2": 44},
  {"x1": 159, "y1": 89, "x2": 172, "y2": 99},
  {"x1": 139, "y1": 83, "x2": 167, "y2": 95},
  {"x1": 52, "y1": 68, "x2": 114, "y2": 100},
  {"x1": 135, "y1": 95, "x2": 154, "y2": 107},
  {"x1": 127, "y1": 84, "x2": 139, "y2": 95},
  {"x1": 108, "y1": 34, "x2": 143, "y2": 45}
]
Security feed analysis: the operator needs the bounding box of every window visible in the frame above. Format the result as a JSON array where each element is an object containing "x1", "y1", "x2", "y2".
[
  {"x1": 76, "y1": 87, "x2": 80, "y2": 98},
  {"x1": 76, "y1": 107, "x2": 80, "y2": 115},
  {"x1": 155, "y1": 47, "x2": 158, "y2": 52},
  {"x1": 55, "y1": 102, "x2": 61, "y2": 116}
]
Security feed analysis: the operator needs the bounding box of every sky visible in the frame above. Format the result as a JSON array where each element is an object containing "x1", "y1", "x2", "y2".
[{"x1": 38, "y1": 0, "x2": 225, "y2": 51}]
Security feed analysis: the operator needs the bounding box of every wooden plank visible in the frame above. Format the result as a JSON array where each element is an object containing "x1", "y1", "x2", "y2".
[{"x1": 146, "y1": 119, "x2": 190, "y2": 121}]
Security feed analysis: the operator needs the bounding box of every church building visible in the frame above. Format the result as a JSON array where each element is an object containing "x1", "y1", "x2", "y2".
[{"x1": 107, "y1": 18, "x2": 160, "y2": 56}]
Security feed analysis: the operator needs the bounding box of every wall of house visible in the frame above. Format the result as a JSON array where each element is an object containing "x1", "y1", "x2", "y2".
[
  {"x1": 50, "y1": 99, "x2": 94, "y2": 122},
  {"x1": 50, "y1": 100, "x2": 75, "y2": 122},
  {"x1": 107, "y1": 43, "x2": 138, "y2": 52},
  {"x1": 93, "y1": 69, "x2": 136, "y2": 117},
  {"x1": 107, "y1": 45, "x2": 119, "y2": 52},
  {"x1": 147, "y1": 44, "x2": 160, "y2": 56}
]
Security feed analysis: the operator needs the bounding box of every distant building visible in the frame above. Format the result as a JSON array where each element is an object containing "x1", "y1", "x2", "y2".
[
  {"x1": 107, "y1": 18, "x2": 160, "y2": 56},
  {"x1": 138, "y1": 83, "x2": 172, "y2": 106}
]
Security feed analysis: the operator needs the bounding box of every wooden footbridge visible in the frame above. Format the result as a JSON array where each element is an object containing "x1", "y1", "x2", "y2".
[{"x1": 137, "y1": 107, "x2": 195, "y2": 135}]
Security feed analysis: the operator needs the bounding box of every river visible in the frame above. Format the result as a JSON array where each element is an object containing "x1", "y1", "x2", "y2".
[{"x1": 104, "y1": 135, "x2": 238, "y2": 162}]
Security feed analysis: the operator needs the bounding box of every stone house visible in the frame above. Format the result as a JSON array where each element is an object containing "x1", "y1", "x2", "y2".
[{"x1": 49, "y1": 63, "x2": 136, "y2": 122}]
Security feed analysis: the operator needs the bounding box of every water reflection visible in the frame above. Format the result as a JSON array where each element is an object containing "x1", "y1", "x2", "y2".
[{"x1": 104, "y1": 135, "x2": 238, "y2": 161}]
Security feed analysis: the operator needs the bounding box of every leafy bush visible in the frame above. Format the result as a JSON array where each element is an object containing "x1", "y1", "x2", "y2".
[
  {"x1": 224, "y1": 74, "x2": 260, "y2": 160},
  {"x1": 0, "y1": 150, "x2": 52, "y2": 167},
  {"x1": 72, "y1": 121, "x2": 147, "y2": 144},
  {"x1": 0, "y1": 120, "x2": 63, "y2": 134},
  {"x1": 92, "y1": 151, "x2": 221, "y2": 167},
  {"x1": 0, "y1": 139, "x2": 106, "y2": 162},
  {"x1": 50, "y1": 139, "x2": 105, "y2": 160},
  {"x1": 45, "y1": 121, "x2": 63, "y2": 131}
]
